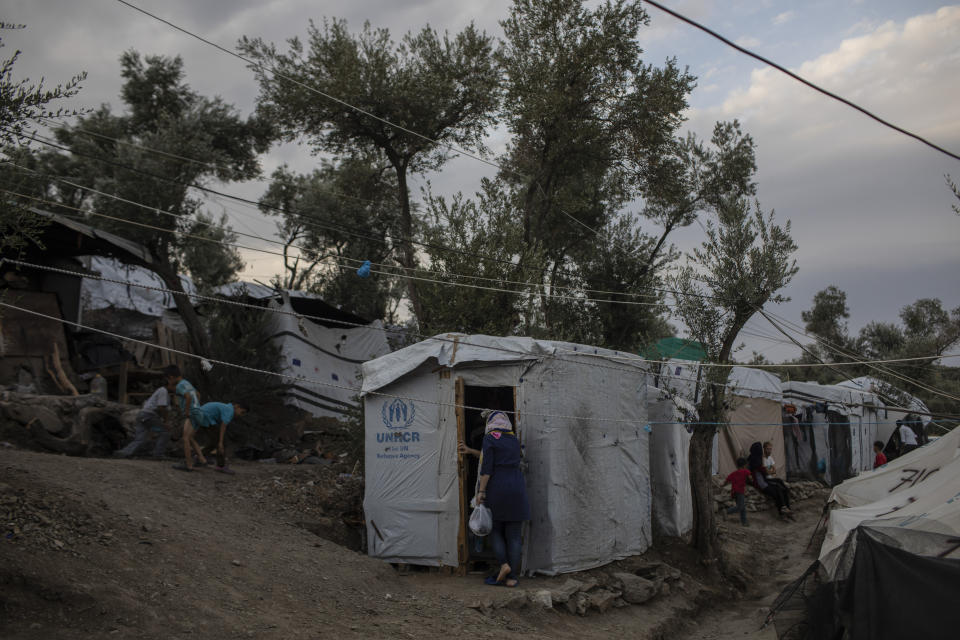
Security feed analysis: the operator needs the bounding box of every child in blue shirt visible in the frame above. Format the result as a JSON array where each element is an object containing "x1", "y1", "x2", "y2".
[{"x1": 175, "y1": 400, "x2": 248, "y2": 472}]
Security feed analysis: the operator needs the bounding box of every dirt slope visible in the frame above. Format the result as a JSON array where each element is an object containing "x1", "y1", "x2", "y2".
[{"x1": 0, "y1": 450, "x2": 824, "y2": 640}]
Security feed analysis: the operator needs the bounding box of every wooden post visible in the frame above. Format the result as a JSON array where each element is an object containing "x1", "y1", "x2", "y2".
[
  {"x1": 118, "y1": 360, "x2": 129, "y2": 405},
  {"x1": 455, "y1": 376, "x2": 468, "y2": 576}
]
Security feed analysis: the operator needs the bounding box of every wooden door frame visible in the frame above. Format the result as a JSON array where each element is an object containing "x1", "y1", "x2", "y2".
[{"x1": 455, "y1": 376, "x2": 468, "y2": 575}]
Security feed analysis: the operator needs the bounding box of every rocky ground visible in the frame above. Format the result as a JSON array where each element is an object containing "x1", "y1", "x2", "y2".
[{"x1": 0, "y1": 448, "x2": 827, "y2": 640}]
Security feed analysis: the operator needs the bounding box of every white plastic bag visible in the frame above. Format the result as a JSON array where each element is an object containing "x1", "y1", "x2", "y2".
[{"x1": 469, "y1": 504, "x2": 492, "y2": 537}]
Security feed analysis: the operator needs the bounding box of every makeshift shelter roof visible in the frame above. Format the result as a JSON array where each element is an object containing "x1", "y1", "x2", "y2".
[
  {"x1": 835, "y1": 376, "x2": 931, "y2": 424},
  {"x1": 726, "y1": 366, "x2": 782, "y2": 401},
  {"x1": 644, "y1": 337, "x2": 705, "y2": 362},
  {"x1": 361, "y1": 333, "x2": 649, "y2": 395},
  {"x1": 781, "y1": 380, "x2": 872, "y2": 416},
  {"x1": 30, "y1": 209, "x2": 154, "y2": 265},
  {"x1": 82, "y1": 256, "x2": 196, "y2": 317}
]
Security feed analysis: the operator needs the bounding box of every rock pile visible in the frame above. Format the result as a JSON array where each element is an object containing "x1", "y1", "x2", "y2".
[
  {"x1": 712, "y1": 477, "x2": 827, "y2": 513},
  {"x1": 0, "y1": 392, "x2": 137, "y2": 456},
  {"x1": 470, "y1": 561, "x2": 685, "y2": 616}
]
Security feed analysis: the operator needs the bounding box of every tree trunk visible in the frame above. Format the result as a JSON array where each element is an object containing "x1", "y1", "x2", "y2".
[
  {"x1": 154, "y1": 262, "x2": 211, "y2": 359},
  {"x1": 392, "y1": 162, "x2": 423, "y2": 323},
  {"x1": 688, "y1": 422, "x2": 720, "y2": 562}
]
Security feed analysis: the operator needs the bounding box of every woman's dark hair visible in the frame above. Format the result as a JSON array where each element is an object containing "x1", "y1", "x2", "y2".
[
  {"x1": 163, "y1": 365, "x2": 181, "y2": 377},
  {"x1": 748, "y1": 442, "x2": 764, "y2": 471}
]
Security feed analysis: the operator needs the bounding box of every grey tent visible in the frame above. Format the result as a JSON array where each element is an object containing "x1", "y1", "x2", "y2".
[{"x1": 361, "y1": 334, "x2": 652, "y2": 575}]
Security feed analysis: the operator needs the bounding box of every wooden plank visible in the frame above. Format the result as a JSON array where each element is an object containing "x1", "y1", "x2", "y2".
[{"x1": 455, "y1": 376, "x2": 468, "y2": 576}]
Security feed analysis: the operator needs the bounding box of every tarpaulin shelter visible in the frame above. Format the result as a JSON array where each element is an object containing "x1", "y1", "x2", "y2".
[
  {"x1": 74, "y1": 260, "x2": 391, "y2": 418},
  {"x1": 714, "y1": 367, "x2": 784, "y2": 478},
  {"x1": 819, "y1": 449, "x2": 960, "y2": 575},
  {"x1": 256, "y1": 290, "x2": 391, "y2": 418},
  {"x1": 647, "y1": 386, "x2": 695, "y2": 538},
  {"x1": 781, "y1": 381, "x2": 880, "y2": 486},
  {"x1": 827, "y1": 425, "x2": 960, "y2": 508},
  {"x1": 361, "y1": 334, "x2": 652, "y2": 575},
  {"x1": 771, "y1": 428, "x2": 960, "y2": 639},
  {"x1": 835, "y1": 376, "x2": 931, "y2": 450}
]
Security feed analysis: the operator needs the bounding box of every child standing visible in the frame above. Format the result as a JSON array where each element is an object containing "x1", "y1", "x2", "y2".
[
  {"x1": 723, "y1": 457, "x2": 752, "y2": 526},
  {"x1": 873, "y1": 441, "x2": 888, "y2": 469}
]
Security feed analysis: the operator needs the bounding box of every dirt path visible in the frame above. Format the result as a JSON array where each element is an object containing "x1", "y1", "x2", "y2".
[
  {"x1": 1, "y1": 450, "x2": 825, "y2": 639},
  {"x1": 675, "y1": 496, "x2": 825, "y2": 639}
]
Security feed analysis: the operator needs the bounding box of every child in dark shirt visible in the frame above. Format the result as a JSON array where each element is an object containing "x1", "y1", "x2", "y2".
[{"x1": 723, "y1": 457, "x2": 752, "y2": 526}]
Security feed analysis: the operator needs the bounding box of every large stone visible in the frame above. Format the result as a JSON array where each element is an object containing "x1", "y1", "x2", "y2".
[
  {"x1": 529, "y1": 590, "x2": 553, "y2": 609},
  {"x1": 634, "y1": 561, "x2": 682, "y2": 583},
  {"x1": 565, "y1": 592, "x2": 589, "y2": 616},
  {"x1": 614, "y1": 572, "x2": 659, "y2": 605},
  {"x1": 30, "y1": 407, "x2": 65, "y2": 435},
  {"x1": 495, "y1": 592, "x2": 529, "y2": 611},
  {"x1": 549, "y1": 578, "x2": 583, "y2": 604},
  {"x1": 577, "y1": 577, "x2": 598, "y2": 593},
  {"x1": 587, "y1": 589, "x2": 620, "y2": 613}
]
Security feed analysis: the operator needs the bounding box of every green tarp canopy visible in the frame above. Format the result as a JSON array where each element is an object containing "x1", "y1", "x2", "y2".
[{"x1": 643, "y1": 337, "x2": 705, "y2": 362}]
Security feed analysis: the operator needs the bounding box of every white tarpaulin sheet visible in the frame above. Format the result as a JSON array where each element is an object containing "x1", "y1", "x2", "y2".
[
  {"x1": 269, "y1": 295, "x2": 391, "y2": 418},
  {"x1": 727, "y1": 366, "x2": 782, "y2": 402},
  {"x1": 81, "y1": 256, "x2": 196, "y2": 316},
  {"x1": 836, "y1": 376, "x2": 932, "y2": 426},
  {"x1": 828, "y1": 426, "x2": 960, "y2": 508},
  {"x1": 363, "y1": 336, "x2": 652, "y2": 575},
  {"x1": 648, "y1": 387, "x2": 694, "y2": 537},
  {"x1": 820, "y1": 453, "x2": 960, "y2": 568},
  {"x1": 361, "y1": 334, "x2": 647, "y2": 395}
]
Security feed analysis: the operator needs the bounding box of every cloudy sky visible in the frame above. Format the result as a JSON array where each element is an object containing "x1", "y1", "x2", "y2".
[{"x1": 5, "y1": 0, "x2": 959, "y2": 361}]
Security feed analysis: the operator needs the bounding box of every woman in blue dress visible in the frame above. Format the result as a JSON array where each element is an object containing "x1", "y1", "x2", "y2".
[{"x1": 476, "y1": 411, "x2": 530, "y2": 587}]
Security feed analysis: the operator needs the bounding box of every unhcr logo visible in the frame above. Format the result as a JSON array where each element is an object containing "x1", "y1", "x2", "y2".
[{"x1": 381, "y1": 399, "x2": 416, "y2": 430}]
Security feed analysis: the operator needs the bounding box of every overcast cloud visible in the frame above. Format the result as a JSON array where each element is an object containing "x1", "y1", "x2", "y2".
[{"x1": 4, "y1": 1, "x2": 958, "y2": 362}]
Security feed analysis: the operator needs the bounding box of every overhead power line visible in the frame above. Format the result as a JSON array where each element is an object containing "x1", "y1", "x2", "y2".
[
  {"x1": 7, "y1": 125, "x2": 682, "y2": 300},
  {"x1": 5, "y1": 299, "x2": 959, "y2": 423},
  {"x1": 7, "y1": 255, "x2": 957, "y2": 377},
  {"x1": 642, "y1": 0, "x2": 960, "y2": 162},
  {"x1": 6, "y1": 190, "x2": 671, "y2": 308}
]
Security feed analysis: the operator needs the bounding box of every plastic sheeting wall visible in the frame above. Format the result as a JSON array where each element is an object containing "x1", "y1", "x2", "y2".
[
  {"x1": 648, "y1": 390, "x2": 693, "y2": 537},
  {"x1": 518, "y1": 355, "x2": 651, "y2": 575},
  {"x1": 363, "y1": 355, "x2": 652, "y2": 575},
  {"x1": 716, "y1": 396, "x2": 785, "y2": 478},
  {"x1": 269, "y1": 297, "x2": 391, "y2": 418},
  {"x1": 363, "y1": 370, "x2": 456, "y2": 566}
]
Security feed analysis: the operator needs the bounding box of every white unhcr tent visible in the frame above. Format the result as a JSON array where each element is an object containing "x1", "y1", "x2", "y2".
[
  {"x1": 648, "y1": 387, "x2": 695, "y2": 538},
  {"x1": 361, "y1": 334, "x2": 652, "y2": 575}
]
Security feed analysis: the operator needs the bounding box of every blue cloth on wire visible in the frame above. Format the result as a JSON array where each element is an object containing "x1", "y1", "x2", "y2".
[{"x1": 356, "y1": 260, "x2": 371, "y2": 278}]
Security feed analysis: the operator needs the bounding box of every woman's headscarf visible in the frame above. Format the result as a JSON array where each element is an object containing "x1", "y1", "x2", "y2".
[
  {"x1": 748, "y1": 441, "x2": 765, "y2": 472},
  {"x1": 485, "y1": 411, "x2": 512, "y2": 434}
]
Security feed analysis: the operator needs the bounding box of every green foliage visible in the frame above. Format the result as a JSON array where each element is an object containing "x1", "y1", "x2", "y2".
[
  {"x1": 180, "y1": 212, "x2": 245, "y2": 293},
  {"x1": 418, "y1": 180, "x2": 528, "y2": 336},
  {"x1": 257, "y1": 156, "x2": 403, "y2": 321},
  {"x1": 0, "y1": 23, "x2": 84, "y2": 257},
  {"x1": 673, "y1": 199, "x2": 798, "y2": 370},
  {"x1": 239, "y1": 18, "x2": 500, "y2": 321},
  {"x1": 947, "y1": 174, "x2": 959, "y2": 216},
  {"x1": 202, "y1": 298, "x2": 288, "y2": 423}
]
